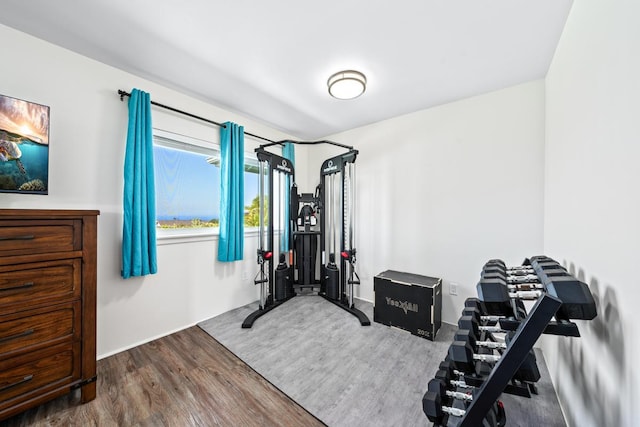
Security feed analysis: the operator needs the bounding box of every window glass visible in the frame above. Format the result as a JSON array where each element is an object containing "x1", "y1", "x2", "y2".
[{"x1": 153, "y1": 131, "x2": 259, "y2": 234}]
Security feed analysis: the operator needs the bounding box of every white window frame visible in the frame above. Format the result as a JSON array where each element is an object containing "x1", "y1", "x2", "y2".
[{"x1": 153, "y1": 129, "x2": 259, "y2": 245}]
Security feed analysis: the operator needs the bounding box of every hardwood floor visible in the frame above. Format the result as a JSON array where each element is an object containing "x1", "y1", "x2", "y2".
[{"x1": 3, "y1": 327, "x2": 326, "y2": 426}]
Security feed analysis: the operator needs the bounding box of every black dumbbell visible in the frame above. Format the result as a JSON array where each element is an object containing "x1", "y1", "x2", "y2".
[
  {"x1": 423, "y1": 379, "x2": 506, "y2": 427},
  {"x1": 487, "y1": 256, "x2": 554, "y2": 268},
  {"x1": 451, "y1": 320, "x2": 541, "y2": 381},
  {"x1": 477, "y1": 274, "x2": 597, "y2": 321},
  {"x1": 455, "y1": 328, "x2": 507, "y2": 351},
  {"x1": 451, "y1": 329, "x2": 540, "y2": 383},
  {"x1": 484, "y1": 262, "x2": 566, "y2": 284},
  {"x1": 428, "y1": 378, "x2": 474, "y2": 403},
  {"x1": 529, "y1": 255, "x2": 555, "y2": 262},
  {"x1": 422, "y1": 390, "x2": 467, "y2": 425},
  {"x1": 458, "y1": 312, "x2": 525, "y2": 341},
  {"x1": 458, "y1": 314, "x2": 506, "y2": 339},
  {"x1": 452, "y1": 328, "x2": 507, "y2": 378},
  {"x1": 465, "y1": 297, "x2": 484, "y2": 309},
  {"x1": 476, "y1": 275, "x2": 548, "y2": 318},
  {"x1": 422, "y1": 378, "x2": 474, "y2": 426},
  {"x1": 483, "y1": 261, "x2": 554, "y2": 286},
  {"x1": 483, "y1": 262, "x2": 535, "y2": 278},
  {"x1": 482, "y1": 266, "x2": 558, "y2": 283},
  {"x1": 463, "y1": 298, "x2": 528, "y2": 323},
  {"x1": 436, "y1": 360, "x2": 461, "y2": 379},
  {"x1": 456, "y1": 326, "x2": 541, "y2": 383},
  {"x1": 462, "y1": 305, "x2": 508, "y2": 325},
  {"x1": 484, "y1": 256, "x2": 562, "y2": 277},
  {"x1": 464, "y1": 298, "x2": 510, "y2": 320},
  {"x1": 529, "y1": 255, "x2": 564, "y2": 272},
  {"x1": 477, "y1": 277, "x2": 544, "y2": 302},
  {"x1": 448, "y1": 337, "x2": 540, "y2": 383},
  {"x1": 531, "y1": 262, "x2": 598, "y2": 321},
  {"x1": 448, "y1": 339, "x2": 502, "y2": 372},
  {"x1": 465, "y1": 296, "x2": 515, "y2": 318},
  {"x1": 484, "y1": 259, "x2": 535, "y2": 276},
  {"x1": 435, "y1": 360, "x2": 475, "y2": 390},
  {"x1": 482, "y1": 270, "x2": 539, "y2": 284},
  {"x1": 427, "y1": 378, "x2": 474, "y2": 410}
]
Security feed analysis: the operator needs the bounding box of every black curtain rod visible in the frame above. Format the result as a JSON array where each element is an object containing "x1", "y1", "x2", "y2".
[
  {"x1": 117, "y1": 90, "x2": 276, "y2": 144},
  {"x1": 117, "y1": 90, "x2": 353, "y2": 150},
  {"x1": 259, "y1": 139, "x2": 353, "y2": 151}
]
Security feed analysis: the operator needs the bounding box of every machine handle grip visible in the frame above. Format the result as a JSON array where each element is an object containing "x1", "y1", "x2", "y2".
[{"x1": 348, "y1": 269, "x2": 361, "y2": 285}]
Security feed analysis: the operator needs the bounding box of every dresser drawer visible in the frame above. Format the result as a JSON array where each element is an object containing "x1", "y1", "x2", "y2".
[
  {"x1": 0, "y1": 342, "x2": 80, "y2": 405},
  {"x1": 0, "y1": 259, "x2": 81, "y2": 309},
  {"x1": 0, "y1": 220, "x2": 80, "y2": 258},
  {"x1": 0, "y1": 302, "x2": 80, "y2": 359}
]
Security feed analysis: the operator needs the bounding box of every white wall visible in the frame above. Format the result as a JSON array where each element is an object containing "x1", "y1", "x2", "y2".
[
  {"x1": 0, "y1": 24, "x2": 305, "y2": 358},
  {"x1": 322, "y1": 81, "x2": 546, "y2": 325},
  {"x1": 543, "y1": 2, "x2": 640, "y2": 426}
]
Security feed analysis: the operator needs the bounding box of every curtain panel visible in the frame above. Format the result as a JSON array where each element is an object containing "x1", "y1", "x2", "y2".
[
  {"x1": 122, "y1": 88, "x2": 157, "y2": 279},
  {"x1": 218, "y1": 122, "x2": 245, "y2": 262}
]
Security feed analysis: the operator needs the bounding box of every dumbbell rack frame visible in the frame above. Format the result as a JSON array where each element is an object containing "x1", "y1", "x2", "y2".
[{"x1": 457, "y1": 293, "x2": 562, "y2": 427}]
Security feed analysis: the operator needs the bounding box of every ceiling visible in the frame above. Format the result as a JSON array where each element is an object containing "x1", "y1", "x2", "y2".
[{"x1": 0, "y1": 1, "x2": 573, "y2": 140}]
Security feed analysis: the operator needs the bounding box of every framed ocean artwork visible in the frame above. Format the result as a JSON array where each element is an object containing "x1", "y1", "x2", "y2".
[{"x1": 0, "y1": 93, "x2": 49, "y2": 194}]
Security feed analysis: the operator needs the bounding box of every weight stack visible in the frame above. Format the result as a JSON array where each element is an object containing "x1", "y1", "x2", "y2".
[
  {"x1": 274, "y1": 262, "x2": 293, "y2": 301},
  {"x1": 324, "y1": 262, "x2": 340, "y2": 301}
]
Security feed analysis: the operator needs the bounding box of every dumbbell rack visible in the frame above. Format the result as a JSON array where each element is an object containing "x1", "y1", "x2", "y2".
[
  {"x1": 457, "y1": 293, "x2": 561, "y2": 426},
  {"x1": 423, "y1": 256, "x2": 598, "y2": 426}
]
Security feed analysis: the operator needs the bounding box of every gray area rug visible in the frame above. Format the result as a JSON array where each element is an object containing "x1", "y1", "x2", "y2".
[{"x1": 198, "y1": 297, "x2": 566, "y2": 427}]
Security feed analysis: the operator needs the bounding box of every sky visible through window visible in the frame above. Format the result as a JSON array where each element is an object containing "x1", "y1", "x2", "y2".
[{"x1": 154, "y1": 145, "x2": 258, "y2": 221}]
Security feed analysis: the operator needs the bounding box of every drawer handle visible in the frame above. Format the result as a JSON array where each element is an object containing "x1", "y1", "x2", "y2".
[
  {"x1": 0, "y1": 375, "x2": 34, "y2": 392},
  {"x1": 0, "y1": 328, "x2": 34, "y2": 344},
  {"x1": 0, "y1": 235, "x2": 35, "y2": 241},
  {"x1": 0, "y1": 282, "x2": 35, "y2": 292}
]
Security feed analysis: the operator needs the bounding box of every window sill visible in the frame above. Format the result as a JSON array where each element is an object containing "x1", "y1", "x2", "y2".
[{"x1": 156, "y1": 227, "x2": 261, "y2": 245}]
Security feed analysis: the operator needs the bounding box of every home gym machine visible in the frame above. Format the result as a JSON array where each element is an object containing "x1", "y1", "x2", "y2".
[{"x1": 242, "y1": 141, "x2": 370, "y2": 328}]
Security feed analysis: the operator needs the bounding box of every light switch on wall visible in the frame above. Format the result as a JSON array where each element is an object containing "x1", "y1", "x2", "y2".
[{"x1": 449, "y1": 283, "x2": 458, "y2": 296}]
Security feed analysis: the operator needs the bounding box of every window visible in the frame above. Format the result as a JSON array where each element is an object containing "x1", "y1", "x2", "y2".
[{"x1": 153, "y1": 130, "x2": 259, "y2": 237}]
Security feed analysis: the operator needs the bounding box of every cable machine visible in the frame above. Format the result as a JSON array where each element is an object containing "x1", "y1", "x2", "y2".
[
  {"x1": 241, "y1": 148, "x2": 295, "y2": 328},
  {"x1": 242, "y1": 141, "x2": 370, "y2": 328},
  {"x1": 318, "y1": 150, "x2": 370, "y2": 324}
]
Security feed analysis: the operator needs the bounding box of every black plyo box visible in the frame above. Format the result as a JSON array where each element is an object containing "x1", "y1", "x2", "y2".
[{"x1": 374, "y1": 270, "x2": 442, "y2": 341}]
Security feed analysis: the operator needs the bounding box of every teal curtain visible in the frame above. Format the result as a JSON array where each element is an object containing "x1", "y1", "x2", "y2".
[
  {"x1": 218, "y1": 122, "x2": 245, "y2": 262},
  {"x1": 282, "y1": 142, "x2": 295, "y2": 252},
  {"x1": 122, "y1": 88, "x2": 157, "y2": 279}
]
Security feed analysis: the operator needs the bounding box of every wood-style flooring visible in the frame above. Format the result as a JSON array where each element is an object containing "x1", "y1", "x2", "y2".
[{"x1": 2, "y1": 326, "x2": 325, "y2": 426}]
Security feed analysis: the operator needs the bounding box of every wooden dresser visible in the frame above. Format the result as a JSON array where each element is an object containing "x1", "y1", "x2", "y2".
[{"x1": 0, "y1": 209, "x2": 98, "y2": 420}]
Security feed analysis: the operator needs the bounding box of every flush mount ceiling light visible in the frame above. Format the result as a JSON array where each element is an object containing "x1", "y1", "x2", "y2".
[{"x1": 327, "y1": 70, "x2": 367, "y2": 100}]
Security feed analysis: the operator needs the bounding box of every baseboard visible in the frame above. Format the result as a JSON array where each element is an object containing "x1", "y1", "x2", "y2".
[
  {"x1": 354, "y1": 296, "x2": 373, "y2": 304},
  {"x1": 97, "y1": 322, "x2": 199, "y2": 360}
]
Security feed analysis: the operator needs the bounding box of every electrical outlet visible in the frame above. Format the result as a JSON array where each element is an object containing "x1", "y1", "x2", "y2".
[
  {"x1": 449, "y1": 283, "x2": 458, "y2": 296},
  {"x1": 241, "y1": 270, "x2": 250, "y2": 282}
]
